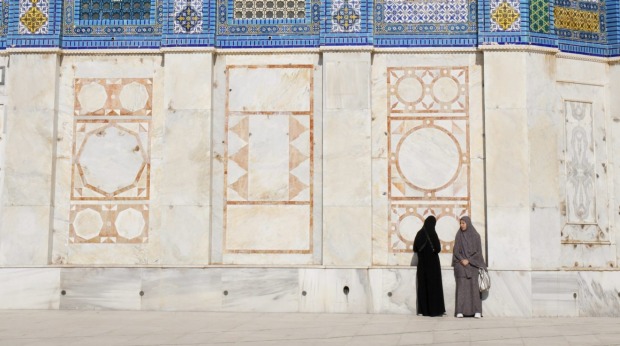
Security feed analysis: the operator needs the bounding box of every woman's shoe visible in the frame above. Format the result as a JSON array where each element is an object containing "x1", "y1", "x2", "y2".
[
  {"x1": 456, "y1": 313, "x2": 463, "y2": 318},
  {"x1": 474, "y1": 313, "x2": 482, "y2": 318}
]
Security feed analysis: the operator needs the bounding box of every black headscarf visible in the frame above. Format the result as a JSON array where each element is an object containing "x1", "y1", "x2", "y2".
[{"x1": 413, "y1": 215, "x2": 441, "y2": 254}]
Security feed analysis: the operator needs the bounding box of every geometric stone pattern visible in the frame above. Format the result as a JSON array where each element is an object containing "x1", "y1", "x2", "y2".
[
  {"x1": 331, "y1": 0, "x2": 360, "y2": 33},
  {"x1": 174, "y1": 0, "x2": 203, "y2": 34},
  {"x1": 490, "y1": 0, "x2": 521, "y2": 32},
  {"x1": 387, "y1": 67, "x2": 470, "y2": 254},
  {"x1": 74, "y1": 79, "x2": 153, "y2": 116},
  {"x1": 19, "y1": 0, "x2": 49, "y2": 35},
  {"x1": 233, "y1": 0, "x2": 306, "y2": 19},
  {"x1": 69, "y1": 204, "x2": 149, "y2": 243},
  {"x1": 375, "y1": 0, "x2": 477, "y2": 35},
  {"x1": 70, "y1": 78, "x2": 152, "y2": 244},
  {"x1": 553, "y1": 0, "x2": 606, "y2": 43},
  {"x1": 224, "y1": 65, "x2": 314, "y2": 254},
  {"x1": 530, "y1": 0, "x2": 549, "y2": 33}
]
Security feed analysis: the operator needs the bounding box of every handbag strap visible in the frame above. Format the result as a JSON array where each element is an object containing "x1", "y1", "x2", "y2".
[{"x1": 422, "y1": 228, "x2": 435, "y2": 252}]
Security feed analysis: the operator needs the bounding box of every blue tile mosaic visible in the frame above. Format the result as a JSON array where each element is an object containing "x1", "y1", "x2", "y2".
[{"x1": 0, "y1": 1, "x2": 619, "y2": 56}]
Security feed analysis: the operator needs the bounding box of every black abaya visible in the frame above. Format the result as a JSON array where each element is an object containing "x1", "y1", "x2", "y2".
[{"x1": 413, "y1": 216, "x2": 446, "y2": 317}]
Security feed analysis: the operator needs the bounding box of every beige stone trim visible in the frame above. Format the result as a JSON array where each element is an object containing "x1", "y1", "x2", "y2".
[
  {"x1": 373, "y1": 47, "x2": 478, "y2": 54},
  {"x1": 217, "y1": 48, "x2": 320, "y2": 55},
  {"x1": 478, "y1": 44, "x2": 559, "y2": 54},
  {"x1": 557, "y1": 52, "x2": 610, "y2": 63},
  {"x1": 6, "y1": 47, "x2": 62, "y2": 55},
  {"x1": 320, "y1": 45, "x2": 374, "y2": 52}
]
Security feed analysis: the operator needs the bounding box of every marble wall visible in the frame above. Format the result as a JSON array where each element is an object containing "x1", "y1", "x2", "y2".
[{"x1": 0, "y1": 48, "x2": 618, "y2": 316}]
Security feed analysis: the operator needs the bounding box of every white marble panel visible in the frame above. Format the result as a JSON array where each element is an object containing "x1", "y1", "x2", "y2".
[
  {"x1": 485, "y1": 109, "x2": 530, "y2": 208},
  {"x1": 487, "y1": 206, "x2": 531, "y2": 270},
  {"x1": 556, "y1": 58, "x2": 606, "y2": 85},
  {"x1": 483, "y1": 51, "x2": 526, "y2": 109},
  {"x1": 147, "y1": 205, "x2": 210, "y2": 265},
  {"x1": 0, "y1": 206, "x2": 51, "y2": 265},
  {"x1": 8, "y1": 54, "x2": 58, "y2": 111},
  {"x1": 221, "y1": 268, "x2": 299, "y2": 312},
  {"x1": 163, "y1": 53, "x2": 213, "y2": 110},
  {"x1": 59, "y1": 268, "x2": 142, "y2": 310},
  {"x1": 72, "y1": 56, "x2": 160, "y2": 79},
  {"x1": 561, "y1": 244, "x2": 616, "y2": 268},
  {"x1": 3, "y1": 110, "x2": 55, "y2": 205},
  {"x1": 323, "y1": 109, "x2": 371, "y2": 206},
  {"x1": 531, "y1": 271, "x2": 578, "y2": 317},
  {"x1": 225, "y1": 204, "x2": 311, "y2": 252},
  {"x1": 530, "y1": 207, "x2": 562, "y2": 269},
  {"x1": 247, "y1": 114, "x2": 289, "y2": 200},
  {"x1": 371, "y1": 157, "x2": 389, "y2": 265},
  {"x1": 228, "y1": 66, "x2": 312, "y2": 112},
  {"x1": 324, "y1": 52, "x2": 371, "y2": 110},
  {"x1": 577, "y1": 271, "x2": 620, "y2": 317},
  {"x1": 324, "y1": 269, "x2": 371, "y2": 313},
  {"x1": 141, "y1": 268, "x2": 223, "y2": 311},
  {"x1": 323, "y1": 206, "x2": 371, "y2": 266},
  {"x1": 299, "y1": 268, "x2": 326, "y2": 312},
  {"x1": 483, "y1": 271, "x2": 532, "y2": 317},
  {"x1": 528, "y1": 108, "x2": 561, "y2": 208},
  {"x1": 369, "y1": 268, "x2": 416, "y2": 314},
  {"x1": 525, "y1": 53, "x2": 559, "y2": 112},
  {"x1": 0, "y1": 268, "x2": 60, "y2": 309},
  {"x1": 67, "y1": 242, "x2": 147, "y2": 265},
  {"x1": 157, "y1": 110, "x2": 211, "y2": 205}
]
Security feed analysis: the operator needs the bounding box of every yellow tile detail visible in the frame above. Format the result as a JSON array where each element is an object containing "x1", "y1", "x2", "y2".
[
  {"x1": 19, "y1": 0, "x2": 47, "y2": 34},
  {"x1": 491, "y1": 1, "x2": 520, "y2": 31},
  {"x1": 554, "y1": 7, "x2": 600, "y2": 33}
]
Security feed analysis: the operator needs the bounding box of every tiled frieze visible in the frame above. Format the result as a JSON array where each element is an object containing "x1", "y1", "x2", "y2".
[
  {"x1": 374, "y1": 0, "x2": 477, "y2": 46},
  {"x1": 61, "y1": 0, "x2": 163, "y2": 48},
  {"x1": 554, "y1": 0, "x2": 606, "y2": 42},
  {"x1": 223, "y1": 65, "x2": 314, "y2": 255},
  {"x1": 70, "y1": 78, "x2": 152, "y2": 244},
  {"x1": 173, "y1": 0, "x2": 203, "y2": 33},
  {"x1": 19, "y1": 0, "x2": 49, "y2": 35},
  {"x1": 331, "y1": 0, "x2": 360, "y2": 32},
  {"x1": 490, "y1": 0, "x2": 520, "y2": 32},
  {"x1": 387, "y1": 67, "x2": 470, "y2": 255},
  {"x1": 216, "y1": 0, "x2": 320, "y2": 47},
  {"x1": 530, "y1": 0, "x2": 550, "y2": 33}
]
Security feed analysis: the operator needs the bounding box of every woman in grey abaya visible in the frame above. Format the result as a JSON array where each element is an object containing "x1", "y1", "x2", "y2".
[
  {"x1": 452, "y1": 216, "x2": 485, "y2": 318},
  {"x1": 413, "y1": 215, "x2": 445, "y2": 317}
]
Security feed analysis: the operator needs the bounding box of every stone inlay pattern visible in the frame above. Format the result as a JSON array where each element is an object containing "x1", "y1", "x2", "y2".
[
  {"x1": 224, "y1": 65, "x2": 314, "y2": 254},
  {"x1": 490, "y1": 0, "x2": 520, "y2": 31},
  {"x1": 19, "y1": 0, "x2": 49, "y2": 34},
  {"x1": 69, "y1": 78, "x2": 152, "y2": 244},
  {"x1": 564, "y1": 101, "x2": 596, "y2": 225},
  {"x1": 387, "y1": 67, "x2": 470, "y2": 253}
]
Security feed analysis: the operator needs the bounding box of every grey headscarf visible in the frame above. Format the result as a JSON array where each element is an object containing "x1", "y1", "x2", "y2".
[{"x1": 452, "y1": 216, "x2": 486, "y2": 277}]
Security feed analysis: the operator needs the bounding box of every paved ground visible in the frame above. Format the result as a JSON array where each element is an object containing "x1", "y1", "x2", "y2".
[{"x1": 0, "y1": 310, "x2": 619, "y2": 345}]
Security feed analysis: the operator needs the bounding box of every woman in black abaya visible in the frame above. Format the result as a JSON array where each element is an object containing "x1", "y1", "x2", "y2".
[{"x1": 413, "y1": 215, "x2": 445, "y2": 317}]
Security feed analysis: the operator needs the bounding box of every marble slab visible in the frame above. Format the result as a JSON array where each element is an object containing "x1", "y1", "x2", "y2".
[
  {"x1": 483, "y1": 271, "x2": 532, "y2": 317},
  {"x1": 0, "y1": 268, "x2": 60, "y2": 309},
  {"x1": 0, "y1": 206, "x2": 51, "y2": 265},
  {"x1": 140, "y1": 268, "x2": 223, "y2": 311},
  {"x1": 324, "y1": 269, "x2": 371, "y2": 313},
  {"x1": 59, "y1": 268, "x2": 142, "y2": 310},
  {"x1": 221, "y1": 268, "x2": 299, "y2": 312},
  {"x1": 577, "y1": 271, "x2": 620, "y2": 317}
]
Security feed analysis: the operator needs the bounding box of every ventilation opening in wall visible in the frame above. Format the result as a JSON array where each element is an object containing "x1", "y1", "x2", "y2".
[{"x1": 343, "y1": 286, "x2": 349, "y2": 295}]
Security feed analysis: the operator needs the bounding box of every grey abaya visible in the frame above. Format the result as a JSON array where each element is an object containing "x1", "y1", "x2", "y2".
[
  {"x1": 413, "y1": 216, "x2": 445, "y2": 317},
  {"x1": 452, "y1": 216, "x2": 485, "y2": 316}
]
